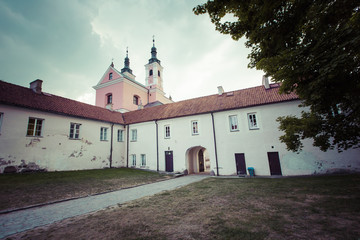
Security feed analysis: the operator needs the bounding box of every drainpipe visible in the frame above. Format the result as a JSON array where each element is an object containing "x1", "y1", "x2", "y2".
[
  {"x1": 109, "y1": 123, "x2": 114, "y2": 168},
  {"x1": 126, "y1": 125, "x2": 129, "y2": 168},
  {"x1": 211, "y1": 112, "x2": 219, "y2": 176},
  {"x1": 155, "y1": 120, "x2": 159, "y2": 172}
]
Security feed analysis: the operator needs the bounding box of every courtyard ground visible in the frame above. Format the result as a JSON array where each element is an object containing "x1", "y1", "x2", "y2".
[
  {"x1": 0, "y1": 168, "x2": 170, "y2": 211},
  {"x1": 4, "y1": 173, "x2": 360, "y2": 240}
]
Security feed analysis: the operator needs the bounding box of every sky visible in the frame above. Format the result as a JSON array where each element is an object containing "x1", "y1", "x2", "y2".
[{"x1": 0, "y1": 0, "x2": 265, "y2": 104}]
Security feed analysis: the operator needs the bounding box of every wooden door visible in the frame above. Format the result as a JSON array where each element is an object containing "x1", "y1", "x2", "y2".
[
  {"x1": 235, "y1": 153, "x2": 246, "y2": 175},
  {"x1": 267, "y1": 152, "x2": 282, "y2": 175},
  {"x1": 198, "y1": 149, "x2": 204, "y2": 172},
  {"x1": 165, "y1": 151, "x2": 173, "y2": 172}
]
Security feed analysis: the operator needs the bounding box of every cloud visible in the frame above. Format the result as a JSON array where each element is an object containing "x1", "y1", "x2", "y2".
[{"x1": 0, "y1": 0, "x2": 264, "y2": 105}]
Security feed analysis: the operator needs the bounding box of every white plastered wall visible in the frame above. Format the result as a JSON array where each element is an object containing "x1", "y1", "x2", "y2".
[
  {"x1": 213, "y1": 101, "x2": 360, "y2": 176},
  {"x1": 127, "y1": 122, "x2": 157, "y2": 170},
  {"x1": 157, "y1": 114, "x2": 216, "y2": 173},
  {"x1": 0, "y1": 104, "x2": 126, "y2": 173}
]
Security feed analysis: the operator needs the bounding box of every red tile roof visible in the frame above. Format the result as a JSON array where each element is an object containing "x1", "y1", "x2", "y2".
[
  {"x1": 1, "y1": 80, "x2": 298, "y2": 125},
  {"x1": 122, "y1": 84, "x2": 299, "y2": 124},
  {"x1": 0, "y1": 80, "x2": 124, "y2": 124}
]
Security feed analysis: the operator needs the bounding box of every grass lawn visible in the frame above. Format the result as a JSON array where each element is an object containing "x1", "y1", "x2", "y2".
[
  {"x1": 0, "y1": 168, "x2": 170, "y2": 211},
  {"x1": 7, "y1": 174, "x2": 360, "y2": 240}
]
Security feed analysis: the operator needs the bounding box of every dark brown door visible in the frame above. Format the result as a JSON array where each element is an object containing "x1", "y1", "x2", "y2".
[
  {"x1": 235, "y1": 153, "x2": 246, "y2": 175},
  {"x1": 267, "y1": 152, "x2": 282, "y2": 175},
  {"x1": 165, "y1": 151, "x2": 173, "y2": 172},
  {"x1": 198, "y1": 149, "x2": 204, "y2": 172}
]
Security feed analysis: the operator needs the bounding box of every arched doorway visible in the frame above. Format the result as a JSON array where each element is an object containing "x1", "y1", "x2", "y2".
[{"x1": 186, "y1": 146, "x2": 210, "y2": 174}]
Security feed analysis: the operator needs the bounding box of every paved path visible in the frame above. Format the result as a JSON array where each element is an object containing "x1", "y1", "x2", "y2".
[{"x1": 0, "y1": 175, "x2": 209, "y2": 239}]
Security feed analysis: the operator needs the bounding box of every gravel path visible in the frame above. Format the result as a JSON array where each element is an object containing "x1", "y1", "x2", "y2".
[{"x1": 0, "y1": 175, "x2": 209, "y2": 239}]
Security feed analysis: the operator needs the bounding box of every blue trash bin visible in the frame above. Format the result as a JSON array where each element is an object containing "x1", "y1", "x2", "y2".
[{"x1": 248, "y1": 167, "x2": 255, "y2": 177}]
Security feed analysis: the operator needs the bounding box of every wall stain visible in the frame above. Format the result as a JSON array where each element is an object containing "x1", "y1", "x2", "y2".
[{"x1": 26, "y1": 138, "x2": 41, "y2": 147}]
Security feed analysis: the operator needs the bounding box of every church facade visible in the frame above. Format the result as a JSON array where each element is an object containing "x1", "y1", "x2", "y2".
[{"x1": 0, "y1": 42, "x2": 359, "y2": 175}]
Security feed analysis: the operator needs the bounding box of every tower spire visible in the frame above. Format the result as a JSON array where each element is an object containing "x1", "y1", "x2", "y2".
[
  {"x1": 121, "y1": 47, "x2": 132, "y2": 74},
  {"x1": 149, "y1": 36, "x2": 161, "y2": 64}
]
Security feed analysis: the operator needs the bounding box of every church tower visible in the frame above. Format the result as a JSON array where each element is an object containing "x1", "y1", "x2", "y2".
[{"x1": 145, "y1": 38, "x2": 165, "y2": 103}]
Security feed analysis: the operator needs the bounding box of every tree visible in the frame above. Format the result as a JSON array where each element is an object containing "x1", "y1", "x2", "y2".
[{"x1": 194, "y1": 0, "x2": 360, "y2": 152}]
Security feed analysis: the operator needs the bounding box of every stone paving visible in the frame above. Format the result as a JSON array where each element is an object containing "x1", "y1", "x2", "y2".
[{"x1": 0, "y1": 175, "x2": 209, "y2": 239}]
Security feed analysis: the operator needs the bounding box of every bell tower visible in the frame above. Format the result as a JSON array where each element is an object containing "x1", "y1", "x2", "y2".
[{"x1": 145, "y1": 37, "x2": 164, "y2": 91}]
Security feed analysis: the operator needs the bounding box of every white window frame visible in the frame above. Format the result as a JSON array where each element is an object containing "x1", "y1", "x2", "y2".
[
  {"x1": 0, "y1": 112, "x2": 3, "y2": 134},
  {"x1": 247, "y1": 113, "x2": 259, "y2": 130},
  {"x1": 131, "y1": 129, "x2": 137, "y2": 141},
  {"x1": 117, "y1": 129, "x2": 124, "y2": 142},
  {"x1": 164, "y1": 125, "x2": 170, "y2": 139},
  {"x1": 69, "y1": 123, "x2": 81, "y2": 139},
  {"x1": 100, "y1": 127, "x2": 108, "y2": 141},
  {"x1": 141, "y1": 154, "x2": 146, "y2": 166},
  {"x1": 26, "y1": 117, "x2": 44, "y2": 137},
  {"x1": 191, "y1": 120, "x2": 199, "y2": 135},
  {"x1": 132, "y1": 154, "x2": 136, "y2": 166},
  {"x1": 229, "y1": 115, "x2": 239, "y2": 132}
]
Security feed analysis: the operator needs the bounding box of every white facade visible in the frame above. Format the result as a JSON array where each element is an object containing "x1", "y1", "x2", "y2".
[
  {"x1": 126, "y1": 100, "x2": 360, "y2": 176},
  {"x1": 1, "y1": 78, "x2": 359, "y2": 176},
  {"x1": 0, "y1": 104, "x2": 125, "y2": 173}
]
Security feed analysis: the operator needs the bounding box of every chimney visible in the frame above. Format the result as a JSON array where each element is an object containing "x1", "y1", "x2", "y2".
[
  {"x1": 262, "y1": 75, "x2": 270, "y2": 89},
  {"x1": 30, "y1": 79, "x2": 43, "y2": 94},
  {"x1": 217, "y1": 86, "x2": 224, "y2": 95}
]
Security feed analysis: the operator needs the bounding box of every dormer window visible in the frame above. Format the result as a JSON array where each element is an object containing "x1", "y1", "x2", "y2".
[
  {"x1": 109, "y1": 72, "x2": 113, "y2": 80},
  {"x1": 149, "y1": 69, "x2": 153, "y2": 76},
  {"x1": 133, "y1": 95, "x2": 139, "y2": 105}
]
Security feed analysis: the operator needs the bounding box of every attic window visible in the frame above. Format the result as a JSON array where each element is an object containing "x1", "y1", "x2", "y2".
[
  {"x1": 226, "y1": 92, "x2": 234, "y2": 96},
  {"x1": 109, "y1": 72, "x2": 113, "y2": 80}
]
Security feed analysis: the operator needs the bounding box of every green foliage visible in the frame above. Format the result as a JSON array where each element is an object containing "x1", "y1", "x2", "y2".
[{"x1": 194, "y1": 0, "x2": 360, "y2": 152}]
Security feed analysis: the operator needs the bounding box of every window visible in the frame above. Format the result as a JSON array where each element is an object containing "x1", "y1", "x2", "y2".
[
  {"x1": 109, "y1": 72, "x2": 113, "y2": 80},
  {"x1": 133, "y1": 95, "x2": 139, "y2": 105},
  {"x1": 132, "y1": 154, "x2": 136, "y2": 166},
  {"x1": 26, "y1": 117, "x2": 43, "y2": 136},
  {"x1": 248, "y1": 113, "x2": 259, "y2": 129},
  {"x1": 149, "y1": 69, "x2": 153, "y2": 76},
  {"x1": 229, "y1": 115, "x2": 239, "y2": 131},
  {"x1": 0, "y1": 113, "x2": 3, "y2": 133},
  {"x1": 191, "y1": 121, "x2": 199, "y2": 135},
  {"x1": 107, "y1": 94, "x2": 112, "y2": 104},
  {"x1": 69, "y1": 123, "x2": 81, "y2": 139},
  {"x1": 100, "y1": 127, "x2": 108, "y2": 141},
  {"x1": 141, "y1": 154, "x2": 146, "y2": 166},
  {"x1": 131, "y1": 129, "x2": 137, "y2": 141},
  {"x1": 117, "y1": 129, "x2": 124, "y2": 142},
  {"x1": 158, "y1": 70, "x2": 160, "y2": 77},
  {"x1": 165, "y1": 125, "x2": 170, "y2": 138}
]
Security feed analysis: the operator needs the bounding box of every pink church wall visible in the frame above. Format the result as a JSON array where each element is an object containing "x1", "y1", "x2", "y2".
[
  {"x1": 121, "y1": 83, "x2": 148, "y2": 111},
  {"x1": 100, "y1": 69, "x2": 121, "y2": 85},
  {"x1": 95, "y1": 80, "x2": 149, "y2": 112}
]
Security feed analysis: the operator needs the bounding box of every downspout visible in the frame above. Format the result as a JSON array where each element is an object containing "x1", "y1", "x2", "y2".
[
  {"x1": 109, "y1": 123, "x2": 114, "y2": 168},
  {"x1": 211, "y1": 112, "x2": 219, "y2": 176},
  {"x1": 126, "y1": 125, "x2": 129, "y2": 168},
  {"x1": 155, "y1": 120, "x2": 159, "y2": 172},
  {"x1": 147, "y1": 89, "x2": 150, "y2": 105}
]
